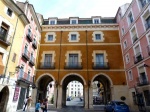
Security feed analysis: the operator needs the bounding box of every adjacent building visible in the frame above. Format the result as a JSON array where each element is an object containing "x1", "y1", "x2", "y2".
[
  {"x1": 34, "y1": 16, "x2": 128, "y2": 109},
  {"x1": 0, "y1": 0, "x2": 29, "y2": 111},
  {"x1": 116, "y1": 0, "x2": 150, "y2": 111}
]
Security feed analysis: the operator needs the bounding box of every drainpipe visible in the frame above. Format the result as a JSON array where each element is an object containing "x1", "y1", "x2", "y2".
[
  {"x1": 85, "y1": 30, "x2": 89, "y2": 109},
  {"x1": 56, "y1": 31, "x2": 63, "y2": 108},
  {"x1": 2, "y1": 14, "x2": 25, "y2": 84}
]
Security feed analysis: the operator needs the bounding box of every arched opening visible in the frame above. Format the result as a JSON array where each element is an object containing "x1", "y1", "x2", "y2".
[
  {"x1": 61, "y1": 74, "x2": 84, "y2": 107},
  {"x1": 92, "y1": 75, "x2": 111, "y2": 106},
  {"x1": 37, "y1": 75, "x2": 55, "y2": 105},
  {"x1": 0, "y1": 86, "x2": 9, "y2": 112}
]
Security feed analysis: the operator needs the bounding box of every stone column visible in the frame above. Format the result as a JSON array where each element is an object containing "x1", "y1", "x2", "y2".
[
  {"x1": 57, "y1": 85, "x2": 62, "y2": 109},
  {"x1": 84, "y1": 86, "x2": 88, "y2": 109},
  {"x1": 31, "y1": 88, "x2": 37, "y2": 106},
  {"x1": 53, "y1": 86, "x2": 57, "y2": 108},
  {"x1": 89, "y1": 86, "x2": 93, "y2": 109}
]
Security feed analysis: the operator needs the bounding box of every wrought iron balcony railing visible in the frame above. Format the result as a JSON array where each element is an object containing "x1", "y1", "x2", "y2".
[
  {"x1": 133, "y1": 52, "x2": 143, "y2": 64},
  {"x1": 17, "y1": 71, "x2": 33, "y2": 84},
  {"x1": 26, "y1": 29, "x2": 33, "y2": 42},
  {"x1": 137, "y1": 77, "x2": 149, "y2": 86},
  {"x1": 64, "y1": 62, "x2": 82, "y2": 69},
  {"x1": 92, "y1": 62, "x2": 109, "y2": 69},
  {"x1": 132, "y1": 34, "x2": 138, "y2": 43},
  {"x1": 39, "y1": 62, "x2": 55, "y2": 69},
  {"x1": 22, "y1": 50, "x2": 30, "y2": 61},
  {"x1": 29, "y1": 56, "x2": 35, "y2": 66},
  {"x1": 0, "y1": 32, "x2": 12, "y2": 46},
  {"x1": 32, "y1": 40, "x2": 37, "y2": 49}
]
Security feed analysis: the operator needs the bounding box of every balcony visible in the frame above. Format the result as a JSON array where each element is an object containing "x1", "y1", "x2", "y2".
[
  {"x1": 22, "y1": 50, "x2": 30, "y2": 61},
  {"x1": 133, "y1": 52, "x2": 143, "y2": 64},
  {"x1": 92, "y1": 62, "x2": 109, "y2": 69},
  {"x1": 39, "y1": 62, "x2": 55, "y2": 69},
  {"x1": 147, "y1": 45, "x2": 150, "y2": 55},
  {"x1": 26, "y1": 30, "x2": 33, "y2": 42},
  {"x1": 29, "y1": 56, "x2": 35, "y2": 66},
  {"x1": 137, "y1": 77, "x2": 149, "y2": 86},
  {"x1": 64, "y1": 62, "x2": 82, "y2": 69},
  {"x1": 132, "y1": 34, "x2": 138, "y2": 43},
  {"x1": 17, "y1": 71, "x2": 33, "y2": 84},
  {"x1": 32, "y1": 40, "x2": 37, "y2": 49},
  {"x1": 0, "y1": 32, "x2": 11, "y2": 46},
  {"x1": 141, "y1": 0, "x2": 147, "y2": 8}
]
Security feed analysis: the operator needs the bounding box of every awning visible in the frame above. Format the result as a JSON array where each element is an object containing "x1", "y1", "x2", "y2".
[{"x1": 0, "y1": 54, "x2": 4, "y2": 75}]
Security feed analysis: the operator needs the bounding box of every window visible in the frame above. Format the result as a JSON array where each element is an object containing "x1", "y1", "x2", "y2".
[
  {"x1": 125, "y1": 54, "x2": 130, "y2": 64},
  {"x1": 71, "y1": 20, "x2": 77, "y2": 24},
  {"x1": 145, "y1": 16, "x2": 150, "y2": 30},
  {"x1": 27, "y1": 70, "x2": 31, "y2": 80},
  {"x1": 128, "y1": 70, "x2": 133, "y2": 81},
  {"x1": 96, "y1": 54, "x2": 104, "y2": 66},
  {"x1": 7, "y1": 8, "x2": 13, "y2": 17},
  {"x1": 31, "y1": 16, "x2": 33, "y2": 21},
  {"x1": 20, "y1": 65, "x2": 24, "y2": 78},
  {"x1": 71, "y1": 34, "x2": 77, "y2": 40},
  {"x1": 48, "y1": 35, "x2": 53, "y2": 41},
  {"x1": 44, "y1": 54, "x2": 52, "y2": 67},
  {"x1": 132, "y1": 92, "x2": 137, "y2": 105},
  {"x1": 138, "y1": 66, "x2": 147, "y2": 84},
  {"x1": 134, "y1": 45, "x2": 143, "y2": 63},
  {"x1": 30, "y1": 53, "x2": 34, "y2": 61},
  {"x1": 128, "y1": 12, "x2": 134, "y2": 24},
  {"x1": 0, "y1": 22, "x2": 9, "y2": 39},
  {"x1": 95, "y1": 34, "x2": 101, "y2": 40},
  {"x1": 69, "y1": 54, "x2": 78, "y2": 66},
  {"x1": 130, "y1": 27, "x2": 138, "y2": 43},
  {"x1": 12, "y1": 53, "x2": 16, "y2": 62},
  {"x1": 139, "y1": 0, "x2": 149, "y2": 8},
  {"x1": 94, "y1": 19, "x2": 99, "y2": 24},
  {"x1": 24, "y1": 44, "x2": 28, "y2": 54},
  {"x1": 50, "y1": 20, "x2": 55, "y2": 25},
  {"x1": 121, "y1": 28, "x2": 125, "y2": 36},
  {"x1": 143, "y1": 90, "x2": 150, "y2": 106},
  {"x1": 123, "y1": 40, "x2": 127, "y2": 49}
]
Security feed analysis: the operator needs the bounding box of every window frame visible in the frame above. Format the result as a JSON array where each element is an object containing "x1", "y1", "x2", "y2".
[{"x1": 45, "y1": 32, "x2": 56, "y2": 42}]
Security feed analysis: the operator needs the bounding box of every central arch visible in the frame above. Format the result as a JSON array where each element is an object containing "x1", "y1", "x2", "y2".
[{"x1": 60, "y1": 73, "x2": 86, "y2": 108}]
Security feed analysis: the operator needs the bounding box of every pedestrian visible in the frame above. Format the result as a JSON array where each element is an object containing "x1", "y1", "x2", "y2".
[
  {"x1": 23, "y1": 96, "x2": 29, "y2": 111},
  {"x1": 41, "y1": 98, "x2": 48, "y2": 112},
  {"x1": 26, "y1": 96, "x2": 33, "y2": 112},
  {"x1": 35, "y1": 100, "x2": 41, "y2": 112}
]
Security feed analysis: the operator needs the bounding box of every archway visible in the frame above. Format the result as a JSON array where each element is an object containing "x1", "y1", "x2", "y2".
[
  {"x1": 0, "y1": 86, "x2": 9, "y2": 112},
  {"x1": 61, "y1": 74, "x2": 85, "y2": 108},
  {"x1": 36, "y1": 74, "x2": 55, "y2": 105},
  {"x1": 92, "y1": 74, "x2": 112, "y2": 105}
]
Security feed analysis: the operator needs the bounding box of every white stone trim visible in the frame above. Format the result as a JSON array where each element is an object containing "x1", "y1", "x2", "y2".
[
  {"x1": 133, "y1": 41, "x2": 142, "y2": 55},
  {"x1": 126, "y1": 9, "x2": 134, "y2": 26},
  {"x1": 91, "y1": 73, "x2": 113, "y2": 86},
  {"x1": 65, "y1": 51, "x2": 82, "y2": 63},
  {"x1": 123, "y1": 40, "x2": 128, "y2": 49},
  {"x1": 60, "y1": 73, "x2": 86, "y2": 85},
  {"x1": 40, "y1": 51, "x2": 56, "y2": 62},
  {"x1": 4, "y1": 6, "x2": 15, "y2": 19},
  {"x1": 92, "y1": 50, "x2": 108, "y2": 63},
  {"x1": 146, "y1": 31, "x2": 150, "y2": 44},
  {"x1": 0, "y1": 47, "x2": 9, "y2": 65},
  {"x1": 92, "y1": 17, "x2": 101, "y2": 24},
  {"x1": 125, "y1": 53, "x2": 130, "y2": 64},
  {"x1": 68, "y1": 32, "x2": 80, "y2": 42},
  {"x1": 49, "y1": 19, "x2": 57, "y2": 25},
  {"x1": 45, "y1": 32, "x2": 56, "y2": 42},
  {"x1": 70, "y1": 18, "x2": 78, "y2": 24},
  {"x1": 92, "y1": 31, "x2": 104, "y2": 42}
]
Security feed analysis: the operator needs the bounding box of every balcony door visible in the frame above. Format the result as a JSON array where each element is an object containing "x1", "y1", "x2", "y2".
[
  {"x1": 96, "y1": 54, "x2": 104, "y2": 67},
  {"x1": 69, "y1": 54, "x2": 78, "y2": 67},
  {"x1": 44, "y1": 54, "x2": 52, "y2": 67},
  {"x1": 0, "y1": 22, "x2": 9, "y2": 40},
  {"x1": 19, "y1": 65, "x2": 24, "y2": 78}
]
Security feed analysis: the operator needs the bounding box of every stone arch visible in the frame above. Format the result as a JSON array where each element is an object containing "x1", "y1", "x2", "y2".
[
  {"x1": 60, "y1": 73, "x2": 86, "y2": 85},
  {"x1": 35, "y1": 73, "x2": 56, "y2": 86},
  {"x1": 91, "y1": 73, "x2": 113, "y2": 87}
]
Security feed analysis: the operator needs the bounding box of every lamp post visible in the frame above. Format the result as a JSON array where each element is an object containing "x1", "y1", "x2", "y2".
[{"x1": 2, "y1": 13, "x2": 25, "y2": 84}]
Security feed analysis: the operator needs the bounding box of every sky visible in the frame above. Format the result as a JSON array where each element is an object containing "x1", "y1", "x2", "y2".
[{"x1": 17, "y1": 0, "x2": 132, "y2": 19}]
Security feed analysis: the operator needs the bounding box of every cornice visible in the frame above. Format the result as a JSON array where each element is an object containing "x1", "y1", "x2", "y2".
[{"x1": 42, "y1": 24, "x2": 119, "y2": 31}]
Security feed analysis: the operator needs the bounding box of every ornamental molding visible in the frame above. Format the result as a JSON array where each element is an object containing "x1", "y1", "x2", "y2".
[{"x1": 42, "y1": 24, "x2": 118, "y2": 31}]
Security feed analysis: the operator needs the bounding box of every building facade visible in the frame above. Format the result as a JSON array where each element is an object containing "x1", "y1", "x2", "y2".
[
  {"x1": 116, "y1": 0, "x2": 150, "y2": 111},
  {"x1": 33, "y1": 16, "x2": 128, "y2": 109},
  {"x1": 0, "y1": 0, "x2": 29, "y2": 112}
]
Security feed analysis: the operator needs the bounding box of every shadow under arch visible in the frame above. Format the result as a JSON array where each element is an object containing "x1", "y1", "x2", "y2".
[
  {"x1": 91, "y1": 73, "x2": 113, "y2": 105},
  {"x1": 36, "y1": 73, "x2": 56, "y2": 101},
  {"x1": 0, "y1": 86, "x2": 9, "y2": 112},
  {"x1": 60, "y1": 73, "x2": 85, "y2": 107}
]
